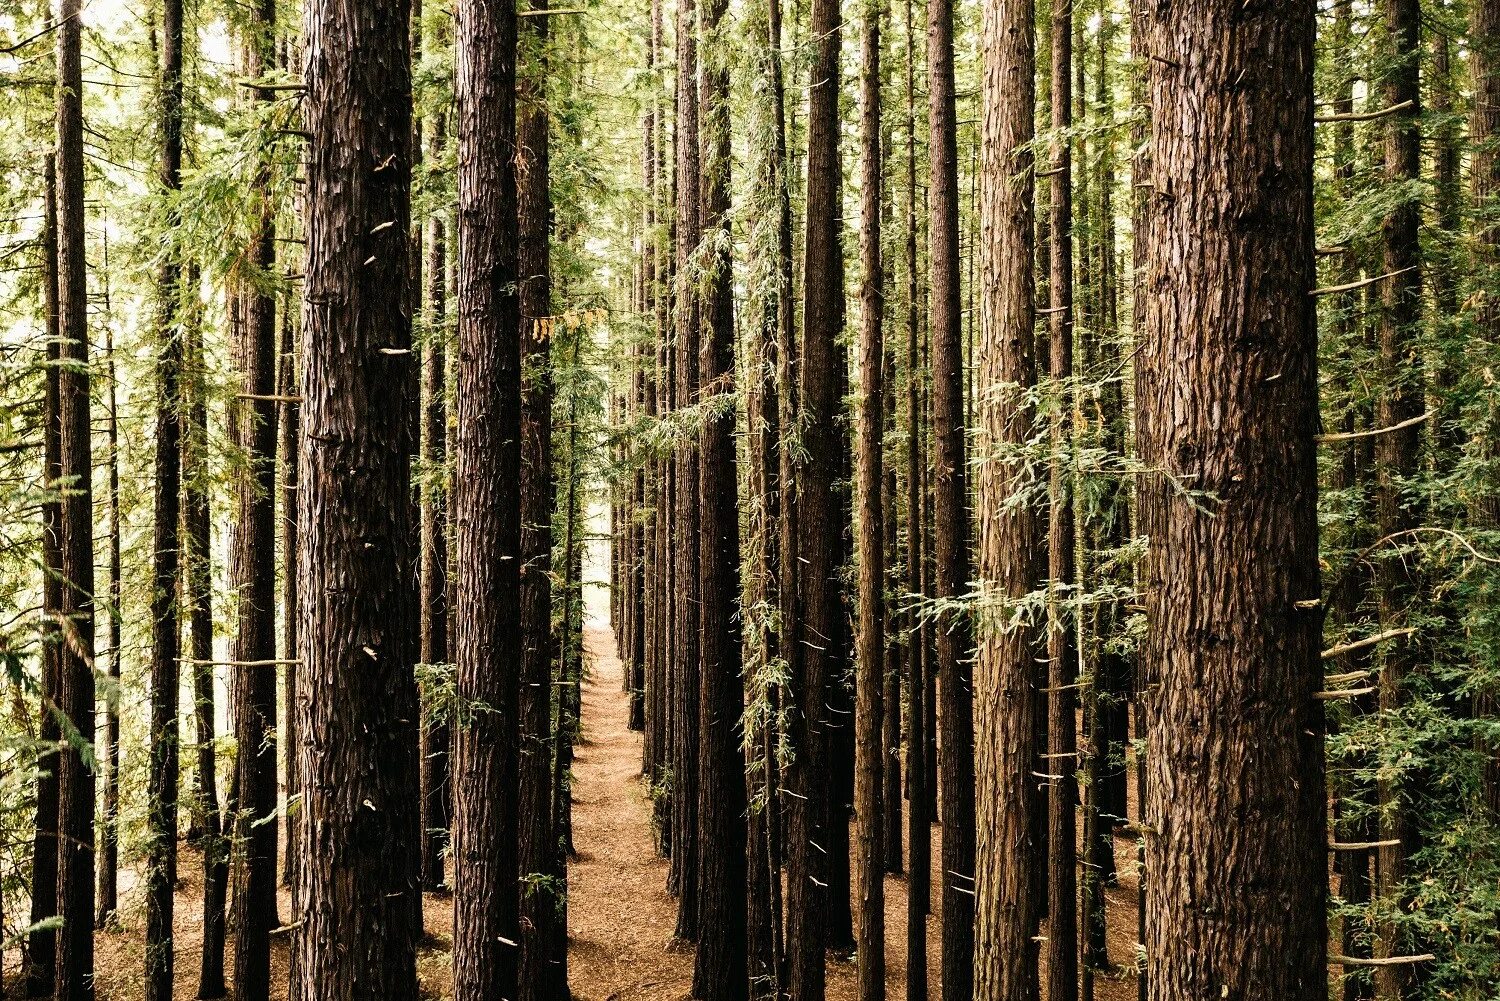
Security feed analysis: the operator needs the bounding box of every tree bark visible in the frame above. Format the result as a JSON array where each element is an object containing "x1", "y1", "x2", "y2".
[
  {"x1": 450, "y1": 0, "x2": 524, "y2": 991},
  {"x1": 1134, "y1": 0, "x2": 1328, "y2": 996},
  {"x1": 144, "y1": 0, "x2": 185, "y2": 990},
  {"x1": 96, "y1": 327, "x2": 120, "y2": 932},
  {"x1": 53, "y1": 0, "x2": 97, "y2": 991},
  {"x1": 293, "y1": 0, "x2": 423, "y2": 988}
]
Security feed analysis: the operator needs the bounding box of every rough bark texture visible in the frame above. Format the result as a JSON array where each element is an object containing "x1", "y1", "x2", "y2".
[
  {"x1": 1135, "y1": 0, "x2": 1328, "y2": 997},
  {"x1": 787, "y1": 0, "x2": 842, "y2": 994},
  {"x1": 293, "y1": 0, "x2": 423, "y2": 988},
  {"x1": 517, "y1": 6, "x2": 560, "y2": 995},
  {"x1": 928, "y1": 0, "x2": 976, "y2": 997},
  {"x1": 1044, "y1": 0, "x2": 1077, "y2": 997},
  {"x1": 419, "y1": 106, "x2": 452, "y2": 893},
  {"x1": 692, "y1": 0, "x2": 749, "y2": 988},
  {"x1": 1371, "y1": 0, "x2": 1424, "y2": 992},
  {"x1": 230, "y1": 8, "x2": 282, "y2": 996},
  {"x1": 671, "y1": 0, "x2": 702, "y2": 938},
  {"x1": 973, "y1": 0, "x2": 1039, "y2": 996},
  {"x1": 53, "y1": 0, "x2": 97, "y2": 992},
  {"x1": 854, "y1": 3, "x2": 886, "y2": 997},
  {"x1": 450, "y1": 0, "x2": 523, "y2": 990},
  {"x1": 144, "y1": 0, "x2": 185, "y2": 990}
]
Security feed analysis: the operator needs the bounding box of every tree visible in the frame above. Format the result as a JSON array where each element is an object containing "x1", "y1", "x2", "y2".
[
  {"x1": 973, "y1": 0, "x2": 1039, "y2": 996},
  {"x1": 53, "y1": 0, "x2": 98, "y2": 991},
  {"x1": 928, "y1": 0, "x2": 976, "y2": 995},
  {"x1": 144, "y1": 0, "x2": 186, "y2": 989},
  {"x1": 692, "y1": 0, "x2": 748, "y2": 984},
  {"x1": 517, "y1": 3, "x2": 559, "y2": 995},
  {"x1": 450, "y1": 0, "x2": 524, "y2": 990},
  {"x1": 1134, "y1": 0, "x2": 1327, "y2": 996},
  {"x1": 853, "y1": 0, "x2": 886, "y2": 996},
  {"x1": 292, "y1": 0, "x2": 423, "y2": 988}
]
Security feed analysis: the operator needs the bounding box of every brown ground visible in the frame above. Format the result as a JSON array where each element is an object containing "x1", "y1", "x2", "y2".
[{"x1": 8, "y1": 622, "x2": 1144, "y2": 1000}]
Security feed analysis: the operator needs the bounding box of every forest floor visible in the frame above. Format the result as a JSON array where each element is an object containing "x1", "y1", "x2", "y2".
[{"x1": 10, "y1": 620, "x2": 1145, "y2": 1000}]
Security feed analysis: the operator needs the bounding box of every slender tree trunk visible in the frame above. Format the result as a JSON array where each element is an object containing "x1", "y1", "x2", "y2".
[
  {"x1": 1135, "y1": 0, "x2": 1328, "y2": 997},
  {"x1": 672, "y1": 0, "x2": 703, "y2": 938},
  {"x1": 929, "y1": 0, "x2": 976, "y2": 995},
  {"x1": 53, "y1": 0, "x2": 98, "y2": 990},
  {"x1": 517, "y1": 5, "x2": 560, "y2": 995},
  {"x1": 692, "y1": 0, "x2": 748, "y2": 986},
  {"x1": 143, "y1": 0, "x2": 185, "y2": 990},
  {"x1": 854, "y1": 1, "x2": 886, "y2": 997},
  {"x1": 292, "y1": 0, "x2": 423, "y2": 988},
  {"x1": 1044, "y1": 0, "x2": 1077, "y2": 992},
  {"x1": 450, "y1": 0, "x2": 523, "y2": 989},
  {"x1": 1371, "y1": 0, "x2": 1424, "y2": 991},
  {"x1": 788, "y1": 0, "x2": 843, "y2": 992},
  {"x1": 279, "y1": 280, "x2": 301, "y2": 895},
  {"x1": 27, "y1": 154, "x2": 62, "y2": 1001},
  {"x1": 96, "y1": 327, "x2": 120, "y2": 932}
]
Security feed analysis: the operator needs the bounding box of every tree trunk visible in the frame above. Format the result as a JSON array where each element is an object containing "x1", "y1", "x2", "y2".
[
  {"x1": 1371, "y1": 0, "x2": 1424, "y2": 992},
  {"x1": 450, "y1": 0, "x2": 524, "y2": 990},
  {"x1": 517, "y1": 5, "x2": 560, "y2": 995},
  {"x1": 143, "y1": 0, "x2": 185, "y2": 991},
  {"x1": 53, "y1": 0, "x2": 97, "y2": 990},
  {"x1": 292, "y1": 0, "x2": 423, "y2": 988},
  {"x1": 27, "y1": 153, "x2": 62, "y2": 1001},
  {"x1": 787, "y1": 0, "x2": 842, "y2": 992},
  {"x1": 929, "y1": 0, "x2": 976, "y2": 995},
  {"x1": 1135, "y1": 0, "x2": 1327, "y2": 997},
  {"x1": 279, "y1": 279, "x2": 302, "y2": 897},
  {"x1": 854, "y1": 1, "x2": 886, "y2": 997},
  {"x1": 96, "y1": 327, "x2": 120, "y2": 932}
]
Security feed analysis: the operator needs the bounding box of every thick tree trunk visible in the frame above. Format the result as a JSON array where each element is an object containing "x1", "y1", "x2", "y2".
[
  {"x1": 143, "y1": 0, "x2": 185, "y2": 991},
  {"x1": 1135, "y1": 0, "x2": 1327, "y2": 997},
  {"x1": 928, "y1": 0, "x2": 976, "y2": 996},
  {"x1": 853, "y1": 2, "x2": 886, "y2": 997},
  {"x1": 27, "y1": 154, "x2": 62, "y2": 1001},
  {"x1": 450, "y1": 0, "x2": 523, "y2": 992},
  {"x1": 293, "y1": 0, "x2": 423, "y2": 988},
  {"x1": 1044, "y1": 0, "x2": 1077, "y2": 994},
  {"x1": 692, "y1": 0, "x2": 748, "y2": 990},
  {"x1": 787, "y1": 0, "x2": 842, "y2": 993},
  {"x1": 53, "y1": 0, "x2": 98, "y2": 991},
  {"x1": 229, "y1": 7, "x2": 282, "y2": 996},
  {"x1": 517, "y1": 7, "x2": 560, "y2": 996}
]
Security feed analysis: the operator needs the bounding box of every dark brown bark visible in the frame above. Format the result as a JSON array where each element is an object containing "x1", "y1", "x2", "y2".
[
  {"x1": 27, "y1": 154, "x2": 62, "y2": 1001},
  {"x1": 144, "y1": 0, "x2": 185, "y2": 989},
  {"x1": 788, "y1": 0, "x2": 843, "y2": 993},
  {"x1": 1135, "y1": 0, "x2": 1327, "y2": 997},
  {"x1": 450, "y1": 0, "x2": 523, "y2": 988},
  {"x1": 1044, "y1": 0, "x2": 1077, "y2": 994},
  {"x1": 292, "y1": 0, "x2": 423, "y2": 987},
  {"x1": 53, "y1": 0, "x2": 97, "y2": 990},
  {"x1": 928, "y1": 0, "x2": 975, "y2": 996},
  {"x1": 671, "y1": 0, "x2": 702, "y2": 938},
  {"x1": 881, "y1": 348, "x2": 902, "y2": 882},
  {"x1": 279, "y1": 281, "x2": 301, "y2": 896},
  {"x1": 517, "y1": 5, "x2": 560, "y2": 995},
  {"x1": 1371, "y1": 0, "x2": 1424, "y2": 992},
  {"x1": 854, "y1": 2, "x2": 886, "y2": 997},
  {"x1": 230, "y1": 9, "x2": 282, "y2": 994},
  {"x1": 419, "y1": 106, "x2": 452, "y2": 893}
]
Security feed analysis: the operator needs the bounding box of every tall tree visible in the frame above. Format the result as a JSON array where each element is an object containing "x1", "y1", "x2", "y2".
[
  {"x1": 96, "y1": 325, "x2": 120, "y2": 931},
  {"x1": 143, "y1": 0, "x2": 186, "y2": 989},
  {"x1": 853, "y1": 0, "x2": 886, "y2": 993},
  {"x1": 693, "y1": 0, "x2": 748, "y2": 985},
  {"x1": 53, "y1": 0, "x2": 98, "y2": 991},
  {"x1": 27, "y1": 153, "x2": 62, "y2": 1001},
  {"x1": 450, "y1": 0, "x2": 524, "y2": 989},
  {"x1": 517, "y1": 3, "x2": 559, "y2": 996},
  {"x1": 292, "y1": 0, "x2": 423, "y2": 987},
  {"x1": 230, "y1": 17, "x2": 281, "y2": 999},
  {"x1": 928, "y1": 0, "x2": 976, "y2": 994},
  {"x1": 1044, "y1": 0, "x2": 1077, "y2": 995},
  {"x1": 974, "y1": 0, "x2": 1040, "y2": 997},
  {"x1": 1372, "y1": 0, "x2": 1425, "y2": 991},
  {"x1": 1134, "y1": 0, "x2": 1327, "y2": 997}
]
